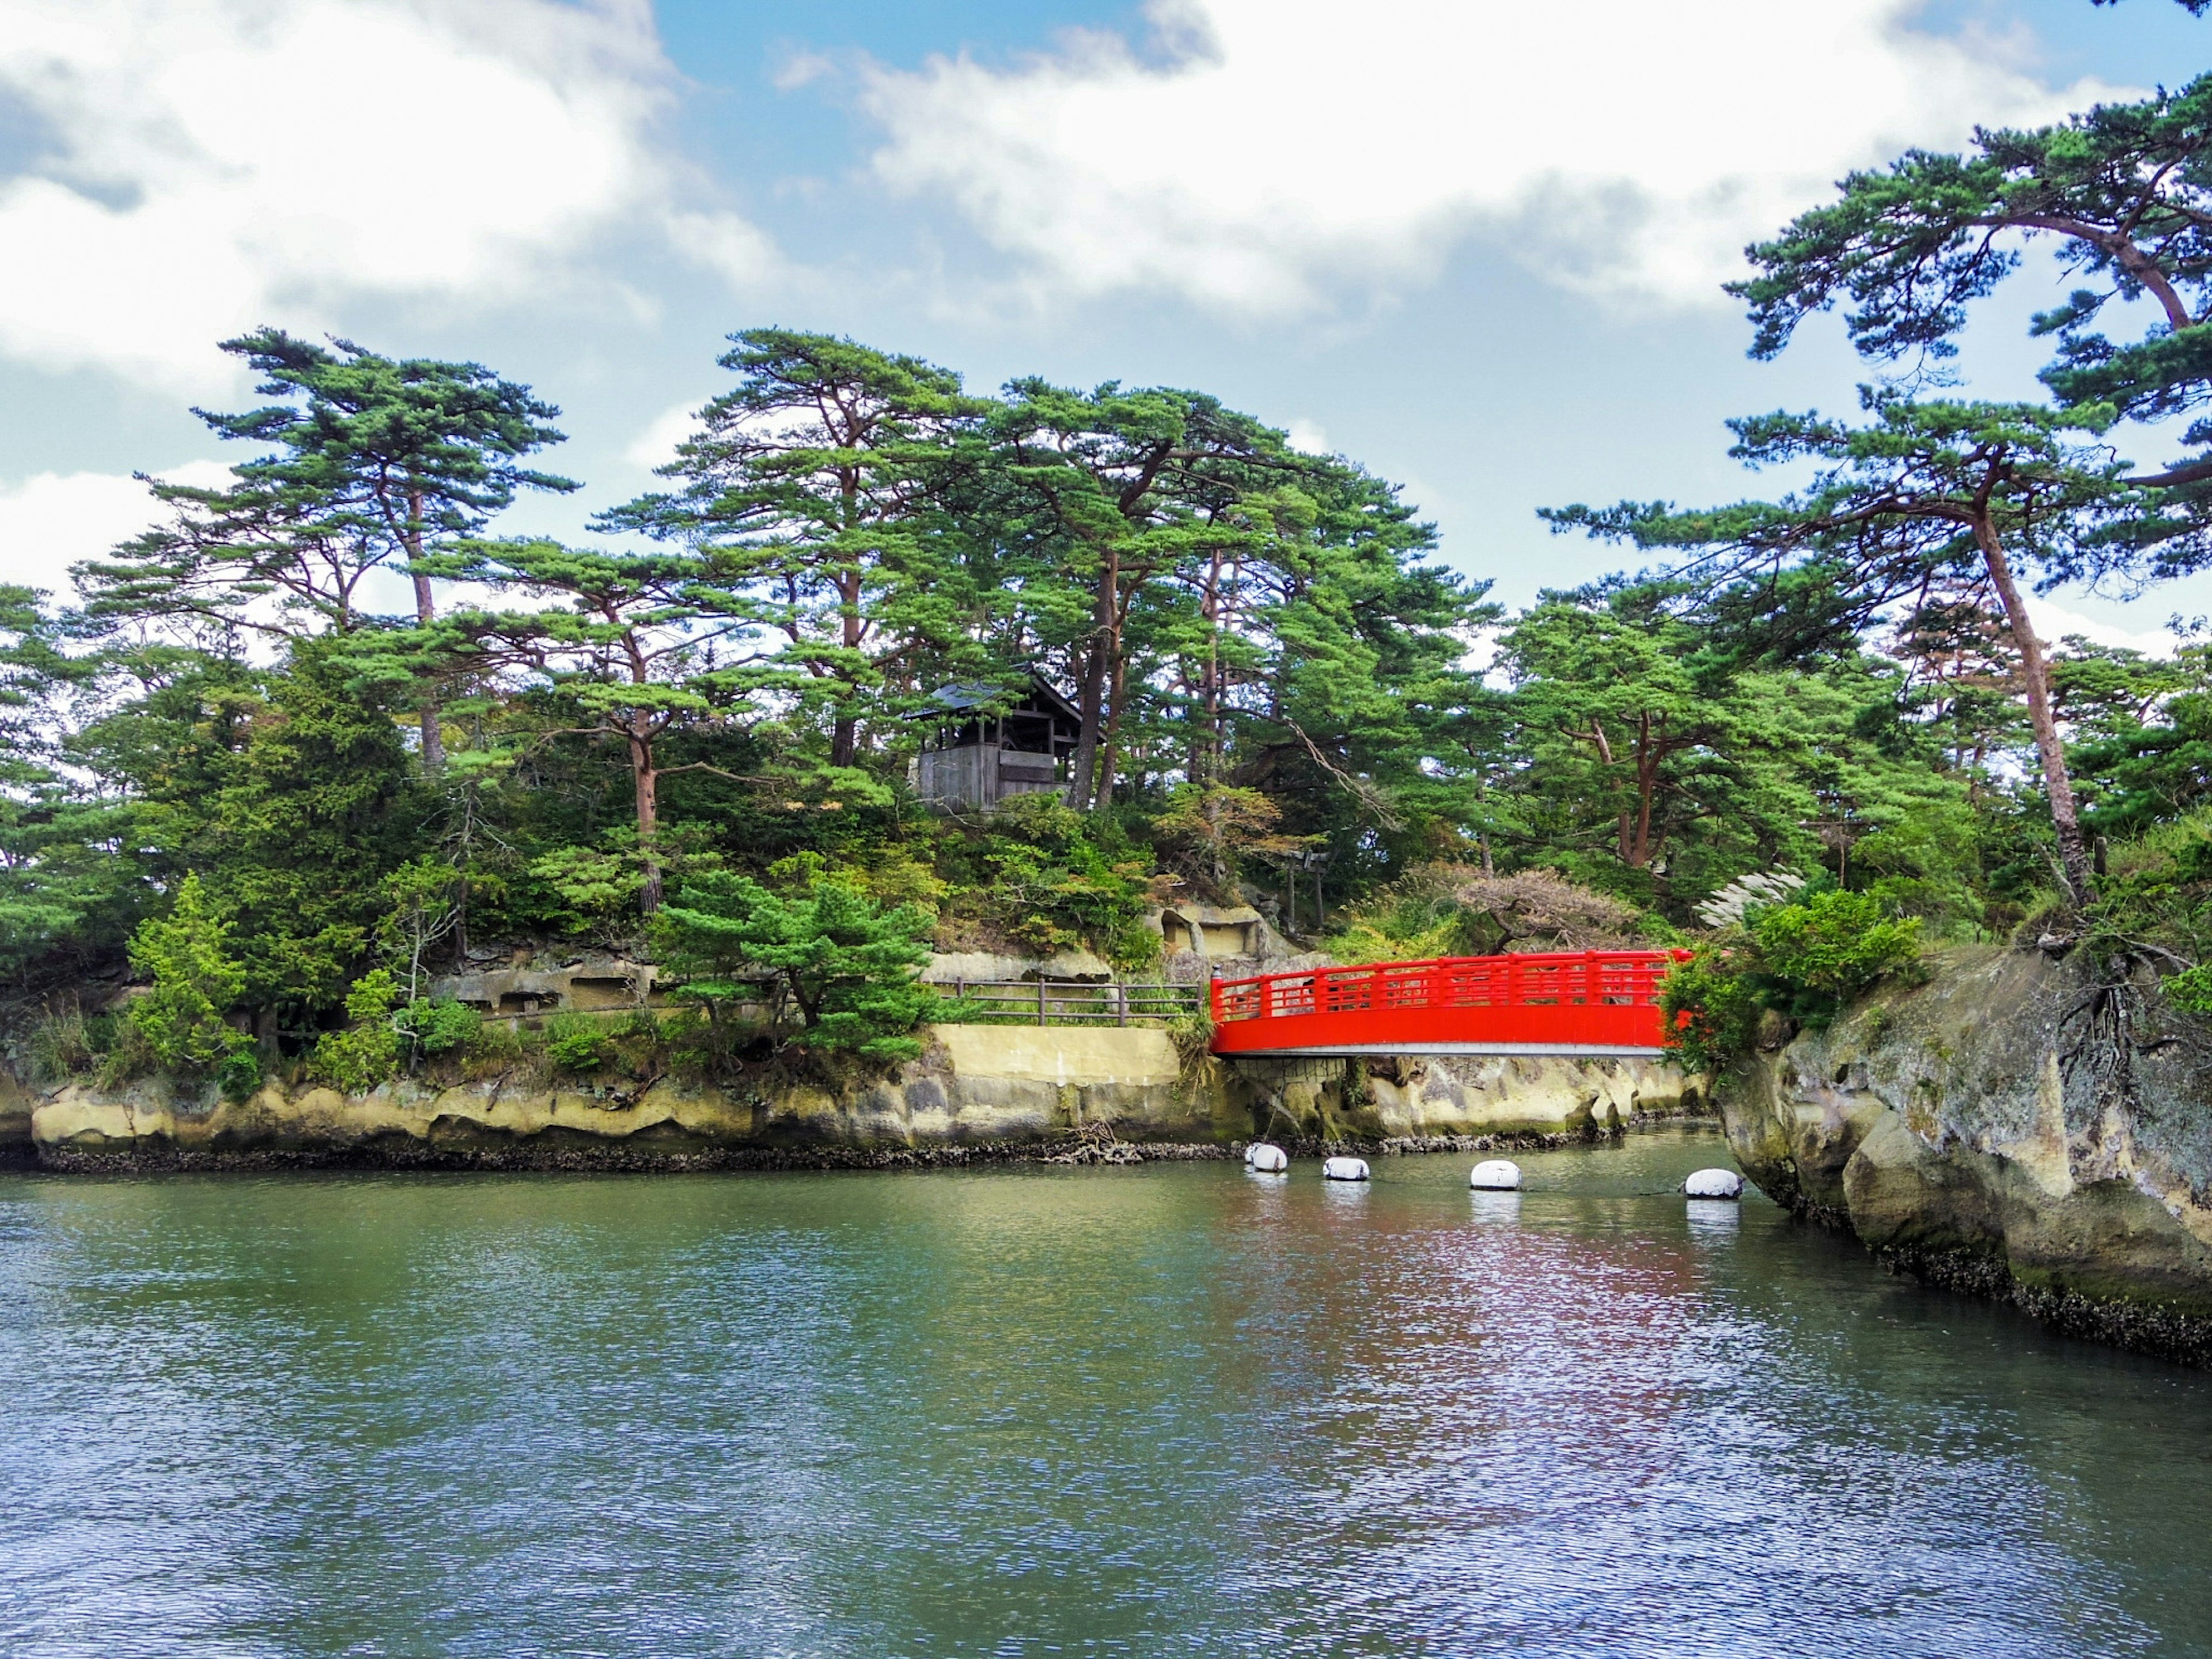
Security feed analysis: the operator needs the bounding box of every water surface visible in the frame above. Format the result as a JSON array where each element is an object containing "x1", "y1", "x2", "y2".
[{"x1": 3, "y1": 1132, "x2": 2209, "y2": 1657}]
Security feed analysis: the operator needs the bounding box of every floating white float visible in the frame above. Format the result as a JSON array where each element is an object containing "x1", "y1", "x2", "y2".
[
  {"x1": 1245, "y1": 1142, "x2": 1289, "y2": 1173},
  {"x1": 1469, "y1": 1159, "x2": 1523, "y2": 1191},
  {"x1": 1683, "y1": 1167, "x2": 1744, "y2": 1200},
  {"x1": 1321, "y1": 1156, "x2": 1370, "y2": 1182}
]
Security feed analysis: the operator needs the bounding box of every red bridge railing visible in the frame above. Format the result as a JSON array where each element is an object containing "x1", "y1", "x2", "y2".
[{"x1": 1207, "y1": 950, "x2": 1691, "y2": 1056}]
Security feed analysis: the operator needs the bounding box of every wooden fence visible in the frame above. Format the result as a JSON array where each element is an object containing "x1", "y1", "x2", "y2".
[{"x1": 931, "y1": 979, "x2": 1205, "y2": 1027}]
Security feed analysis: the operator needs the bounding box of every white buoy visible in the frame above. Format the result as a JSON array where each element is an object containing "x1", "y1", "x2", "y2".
[
  {"x1": 1246, "y1": 1142, "x2": 1289, "y2": 1173},
  {"x1": 1683, "y1": 1167, "x2": 1744, "y2": 1200},
  {"x1": 1469, "y1": 1159, "x2": 1522, "y2": 1191},
  {"x1": 1321, "y1": 1155, "x2": 1370, "y2": 1181}
]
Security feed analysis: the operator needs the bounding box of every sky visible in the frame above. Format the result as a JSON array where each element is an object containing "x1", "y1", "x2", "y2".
[{"x1": 2, "y1": 0, "x2": 2210, "y2": 650}]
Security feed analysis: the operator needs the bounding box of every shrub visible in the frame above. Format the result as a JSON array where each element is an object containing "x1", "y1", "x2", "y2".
[
  {"x1": 544, "y1": 1012, "x2": 608, "y2": 1074},
  {"x1": 1661, "y1": 891, "x2": 1925, "y2": 1071},
  {"x1": 396, "y1": 997, "x2": 480, "y2": 1058},
  {"x1": 1752, "y1": 890, "x2": 1925, "y2": 1003},
  {"x1": 1658, "y1": 945, "x2": 1770, "y2": 1074},
  {"x1": 215, "y1": 1045, "x2": 263, "y2": 1104},
  {"x1": 309, "y1": 969, "x2": 403, "y2": 1093},
  {"x1": 945, "y1": 797, "x2": 1157, "y2": 964},
  {"x1": 654, "y1": 868, "x2": 935, "y2": 1062},
  {"x1": 127, "y1": 873, "x2": 251, "y2": 1073},
  {"x1": 2164, "y1": 963, "x2": 2212, "y2": 1015}
]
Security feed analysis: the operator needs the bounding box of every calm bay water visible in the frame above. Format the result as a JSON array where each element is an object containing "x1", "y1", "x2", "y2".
[{"x1": 3, "y1": 1131, "x2": 2209, "y2": 1658}]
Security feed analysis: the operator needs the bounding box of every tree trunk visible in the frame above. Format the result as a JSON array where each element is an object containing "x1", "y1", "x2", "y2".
[
  {"x1": 409, "y1": 579, "x2": 446, "y2": 783},
  {"x1": 630, "y1": 717, "x2": 662, "y2": 915},
  {"x1": 1975, "y1": 518, "x2": 2093, "y2": 904},
  {"x1": 1069, "y1": 547, "x2": 1117, "y2": 809},
  {"x1": 407, "y1": 497, "x2": 446, "y2": 775},
  {"x1": 1098, "y1": 652, "x2": 1128, "y2": 806},
  {"x1": 1628, "y1": 713, "x2": 1659, "y2": 869},
  {"x1": 832, "y1": 570, "x2": 863, "y2": 768}
]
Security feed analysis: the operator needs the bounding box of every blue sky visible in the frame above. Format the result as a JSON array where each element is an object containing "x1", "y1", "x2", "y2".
[{"x1": 2, "y1": 0, "x2": 2209, "y2": 645}]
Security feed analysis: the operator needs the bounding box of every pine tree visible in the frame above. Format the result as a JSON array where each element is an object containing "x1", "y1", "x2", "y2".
[
  {"x1": 654, "y1": 864, "x2": 935, "y2": 1061},
  {"x1": 127, "y1": 873, "x2": 247, "y2": 1071},
  {"x1": 77, "y1": 329, "x2": 574, "y2": 771}
]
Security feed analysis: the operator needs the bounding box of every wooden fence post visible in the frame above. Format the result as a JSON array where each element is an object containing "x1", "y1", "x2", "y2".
[
  {"x1": 1037, "y1": 979, "x2": 1048, "y2": 1027},
  {"x1": 1117, "y1": 983, "x2": 1128, "y2": 1027}
]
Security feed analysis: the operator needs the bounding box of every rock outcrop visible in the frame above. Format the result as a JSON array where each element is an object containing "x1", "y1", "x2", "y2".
[
  {"x1": 1722, "y1": 944, "x2": 2212, "y2": 1365},
  {"x1": 1224, "y1": 1050, "x2": 1705, "y2": 1145},
  {"x1": 18, "y1": 1025, "x2": 1247, "y2": 1170},
  {"x1": 8, "y1": 1024, "x2": 1705, "y2": 1171}
]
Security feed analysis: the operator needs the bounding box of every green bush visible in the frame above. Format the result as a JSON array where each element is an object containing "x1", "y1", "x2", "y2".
[
  {"x1": 1658, "y1": 945, "x2": 1768, "y2": 1074},
  {"x1": 309, "y1": 969, "x2": 403, "y2": 1093},
  {"x1": 1752, "y1": 890, "x2": 1925, "y2": 1003},
  {"x1": 215, "y1": 1045, "x2": 263, "y2": 1103},
  {"x1": 1662, "y1": 890, "x2": 1926, "y2": 1071},
  {"x1": 946, "y1": 797, "x2": 1156, "y2": 965},
  {"x1": 127, "y1": 873, "x2": 252, "y2": 1074},
  {"x1": 544, "y1": 1012, "x2": 609, "y2": 1073},
  {"x1": 2164, "y1": 963, "x2": 2212, "y2": 1014},
  {"x1": 396, "y1": 996, "x2": 480, "y2": 1057}
]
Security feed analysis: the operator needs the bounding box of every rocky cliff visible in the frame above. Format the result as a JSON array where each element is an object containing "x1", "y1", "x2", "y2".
[
  {"x1": 1722, "y1": 944, "x2": 2212, "y2": 1365},
  {"x1": 6, "y1": 1024, "x2": 1703, "y2": 1170}
]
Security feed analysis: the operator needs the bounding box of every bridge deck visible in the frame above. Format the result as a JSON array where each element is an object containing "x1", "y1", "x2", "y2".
[{"x1": 1207, "y1": 950, "x2": 1688, "y2": 1059}]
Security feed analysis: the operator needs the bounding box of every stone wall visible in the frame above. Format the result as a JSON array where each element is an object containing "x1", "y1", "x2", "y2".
[{"x1": 1720, "y1": 944, "x2": 2212, "y2": 1364}]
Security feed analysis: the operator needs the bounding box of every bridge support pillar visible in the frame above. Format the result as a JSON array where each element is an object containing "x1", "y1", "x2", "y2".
[{"x1": 1221, "y1": 1053, "x2": 1365, "y2": 1145}]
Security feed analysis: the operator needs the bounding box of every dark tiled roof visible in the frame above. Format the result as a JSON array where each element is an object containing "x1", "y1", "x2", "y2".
[{"x1": 922, "y1": 669, "x2": 1080, "y2": 725}]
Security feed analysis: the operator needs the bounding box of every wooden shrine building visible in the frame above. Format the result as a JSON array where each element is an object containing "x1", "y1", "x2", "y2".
[{"x1": 913, "y1": 672, "x2": 1081, "y2": 810}]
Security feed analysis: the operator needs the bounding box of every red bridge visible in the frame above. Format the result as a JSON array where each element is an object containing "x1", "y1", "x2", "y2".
[{"x1": 1207, "y1": 951, "x2": 1690, "y2": 1059}]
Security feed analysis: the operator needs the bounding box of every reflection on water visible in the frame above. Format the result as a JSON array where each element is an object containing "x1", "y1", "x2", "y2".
[
  {"x1": 3, "y1": 1132, "x2": 2210, "y2": 1659},
  {"x1": 1685, "y1": 1195, "x2": 1743, "y2": 1240},
  {"x1": 1467, "y1": 1188, "x2": 1524, "y2": 1226}
]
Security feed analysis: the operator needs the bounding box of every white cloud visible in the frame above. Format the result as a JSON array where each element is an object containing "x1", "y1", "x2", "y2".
[
  {"x1": 2029, "y1": 594, "x2": 2181, "y2": 659},
  {"x1": 0, "y1": 0, "x2": 778, "y2": 396},
  {"x1": 624, "y1": 398, "x2": 707, "y2": 471},
  {"x1": 1284, "y1": 418, "x2": 1330, "y2": 456},
  {"x1": 856, "y1": 0, "x2": 2119, "y2": 315},
  {"x1": 0, "y1": 462, "x2": 234, "y2": 603}
]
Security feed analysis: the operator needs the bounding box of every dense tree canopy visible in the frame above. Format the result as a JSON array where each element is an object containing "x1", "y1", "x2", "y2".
[
  {"x1": 9, "y1": 303, "x2": 2212, "y2": 1060},
  {"x1": 21, "y1": 13, "x2": 2212, "y2": 1081}
]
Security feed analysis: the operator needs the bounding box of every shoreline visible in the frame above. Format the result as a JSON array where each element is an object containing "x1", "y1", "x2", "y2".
[{"x1": 2, "y1": 1115, "x2": 1721, "y2": 1177}]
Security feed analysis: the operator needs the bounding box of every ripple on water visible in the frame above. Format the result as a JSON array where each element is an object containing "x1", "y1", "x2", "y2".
[{"x1": 0, "y1": 1135, "x2": 2207, "y2": 1658}]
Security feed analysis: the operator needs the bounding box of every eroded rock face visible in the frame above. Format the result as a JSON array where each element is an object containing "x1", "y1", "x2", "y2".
[
  {"x1": 20, "y1": 1025, "x2": 1238, "y2": 1171},
  {"x1": 1724, "y1": 945, "x2": 2212, "y2": 1363},
  {"x1": 13, "y1": 1021, "x2": 1711, "y2": 1171},
  {"x1": 1221, "y1": 1051, "x2": 1705, "y2": 1143}
]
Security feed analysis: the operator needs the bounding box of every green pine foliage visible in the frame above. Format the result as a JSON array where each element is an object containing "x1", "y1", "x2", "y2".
[
  {"x1": 30, "y1": 57, "x2": 2212, "y2": 1108},
  {"x1": 654, "y1": 865, "x2": 937, "y2": 1062},
  {"x1": 125, "y1": 874, "x2": 250, "y2": 1074},
  {"x1": 308, "y1": 969, "x2": 403, "y2": 1094}
]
